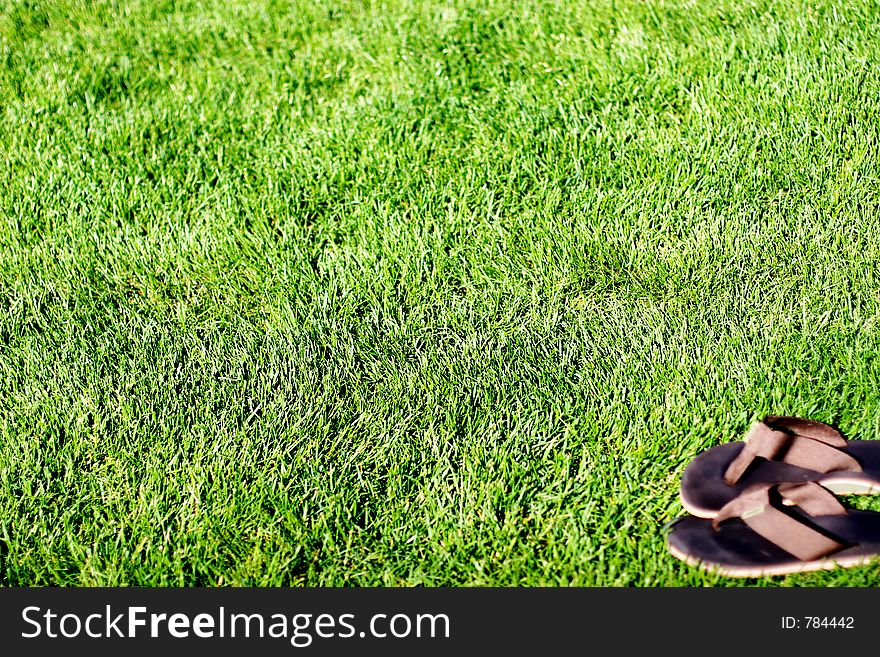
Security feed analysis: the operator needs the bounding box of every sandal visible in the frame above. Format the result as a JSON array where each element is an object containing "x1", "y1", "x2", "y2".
[
  {"x1": 679, "y1": 416, "x2": 880, "y2": 518},
  {"x1": 667, "y1": 481, "x2": 880, "y2": 577}
]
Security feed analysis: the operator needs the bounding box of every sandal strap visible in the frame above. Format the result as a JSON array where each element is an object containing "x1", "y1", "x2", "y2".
[
  {"x1": 764, "y1": 416, "x2": 848, "y2": 444},
  {"x1": 712, "y1": 482, "x2": 849, "y2": 561},
  {"x1": 723, "y1": 417, "x2": 860, "y2": 486}
]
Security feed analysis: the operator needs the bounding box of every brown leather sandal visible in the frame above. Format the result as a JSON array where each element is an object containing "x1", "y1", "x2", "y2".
[
  {"x1": 679, "y1": 416, "x2": 880, "y2": 518},
  {"x1": 667, "y1": 481, "x2": 880, "y2": 577}
]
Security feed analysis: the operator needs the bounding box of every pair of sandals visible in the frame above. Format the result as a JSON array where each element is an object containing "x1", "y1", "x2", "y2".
[{"x1": 666, "y1": 415, "x2": 880, "y2": 577}]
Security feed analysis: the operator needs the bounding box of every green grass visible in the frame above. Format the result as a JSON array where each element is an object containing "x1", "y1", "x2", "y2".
[{"x1": 2, "y1": 0, "x2": 880, "y2": 586}]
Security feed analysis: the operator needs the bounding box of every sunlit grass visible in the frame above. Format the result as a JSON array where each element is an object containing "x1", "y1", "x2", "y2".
[{"x1": 2, "y1": 0, "x2": 880, "y2": 585}]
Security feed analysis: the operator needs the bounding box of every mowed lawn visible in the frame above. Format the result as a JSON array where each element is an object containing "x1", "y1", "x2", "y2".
[{"x1": 2, "y1": 0, "x2": 880, "y2": 586}]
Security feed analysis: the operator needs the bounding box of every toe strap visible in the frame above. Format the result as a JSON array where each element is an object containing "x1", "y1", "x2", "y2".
[
  {"x1": 723, "y1": 417, "x2": 861, "y2": 486},
  {"x1": 712, "y1": 482, "x2": 850, "y2": 561}
]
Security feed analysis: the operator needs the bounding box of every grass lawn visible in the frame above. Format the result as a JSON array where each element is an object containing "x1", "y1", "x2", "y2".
[{"x1": 2, "y1": 0, "x2": 880, "y2": 586}]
